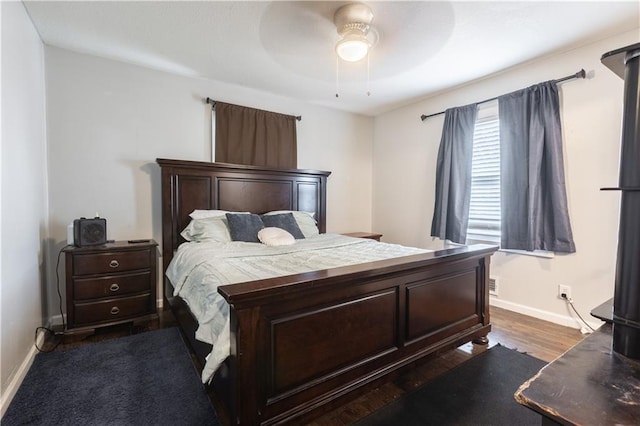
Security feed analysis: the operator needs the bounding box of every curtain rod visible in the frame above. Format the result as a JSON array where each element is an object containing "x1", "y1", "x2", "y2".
[
  {"x1": 420, "y1": 69, "x2": 586, "y2": 121},
  {"x1": 206, "y1": 97, "x2": 302, "y2": 121}
]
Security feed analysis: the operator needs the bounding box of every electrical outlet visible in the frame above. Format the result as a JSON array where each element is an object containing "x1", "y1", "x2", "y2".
[{"x1": 558, "y1": 284, "x2": 571, "y2": 300}]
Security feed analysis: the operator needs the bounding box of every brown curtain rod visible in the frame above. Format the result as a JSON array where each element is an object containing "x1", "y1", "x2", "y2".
[
  {"x1": 206, "y1": 97, "x2": 302, "y2": 121},
  {"x1": 420, "y1": 69, "x2": 586, "y2": 121}
]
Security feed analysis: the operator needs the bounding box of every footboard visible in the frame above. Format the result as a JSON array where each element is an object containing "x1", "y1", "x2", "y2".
[{"x1": 218, "y1": 244, "x2": 497, "y2": 425}]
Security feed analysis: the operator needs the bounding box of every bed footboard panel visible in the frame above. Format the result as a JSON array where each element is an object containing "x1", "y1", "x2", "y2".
[
  {"x1": 270, "y1": 288, "x2": 398, "y2": 395},
  {"x1": 220, "y1": 245, "x2": 496, "y2": 425},
  {"x1": 405, "y1": 268, "x2": 480, "y2": 345}
]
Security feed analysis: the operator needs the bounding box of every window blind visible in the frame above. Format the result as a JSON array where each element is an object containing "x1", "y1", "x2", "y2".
[{"x1": 467, "y1": 113, "x2": 501, "y2": 244}]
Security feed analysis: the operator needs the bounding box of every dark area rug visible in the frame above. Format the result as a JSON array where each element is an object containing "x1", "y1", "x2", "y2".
[
  {"x1": 3, "y1": 327, "x2": 219, "y2": 425},
  {"x1": 356, "y1": 345, "x2": 546, "y2": 426}
]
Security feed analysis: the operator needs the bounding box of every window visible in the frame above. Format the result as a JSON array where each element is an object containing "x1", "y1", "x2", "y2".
[
  {"x1": 466, "y1": 102, "x2": 555, "y2": 258},
  {"x1": 467, "y1": 102, "x2": 501, "y2": 245}
]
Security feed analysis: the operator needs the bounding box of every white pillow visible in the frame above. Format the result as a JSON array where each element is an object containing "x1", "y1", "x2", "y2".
[
  {"x1": 263, "y1": 211, "x2": 319, "y2": 238},
  {"x1": 181, "y1": 216, "x2": 231, "y2": 242},
  {"x1": 264, "y1": 210, "x2": 315, "y2": 219},
  {"x1": 189, "y1": 210, "x2": 249, "y2": 219},
  {"x1": 189, "y1": 209, "x2": 228, "y2": 219},
  {"x1": 257, "y1": 227, "x2": 295, "y2": 246}
]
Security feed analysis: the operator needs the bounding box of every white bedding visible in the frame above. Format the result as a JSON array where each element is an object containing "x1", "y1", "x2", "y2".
[{"x1": 166, "y1": 233, "x2": 429, "y2": 383}]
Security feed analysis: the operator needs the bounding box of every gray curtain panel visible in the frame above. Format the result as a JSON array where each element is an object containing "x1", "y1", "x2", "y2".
[
  {"x1": 215, "y1": 102, "x2": 297, "y2": 169},
  {"x1": 498, "y1": 81, "x2": 576, "y2": 253},
  {"x1": 431, "y1": 104, "x2": 478, "y2": 244}
]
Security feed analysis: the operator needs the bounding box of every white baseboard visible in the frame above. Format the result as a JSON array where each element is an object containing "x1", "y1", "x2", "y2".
[
  {"x1": 0, "y1": 329, "x2": 45, "y2": 418},
  {"x1": 48, "y1": 313, "x2": 66, "y2": 327},
  {"x1": 490, "y1": 297, "x2": 602, "y2": 332}
]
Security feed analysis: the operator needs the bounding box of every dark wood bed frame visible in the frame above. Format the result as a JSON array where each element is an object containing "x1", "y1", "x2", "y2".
[{"x1": 157, "y1": 158, "x2": 497, "y2": 425}]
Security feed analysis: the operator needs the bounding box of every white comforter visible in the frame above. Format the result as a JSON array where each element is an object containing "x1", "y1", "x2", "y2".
[{"x1": 166, "y1": 233, "x2": 428, "y2": 383}]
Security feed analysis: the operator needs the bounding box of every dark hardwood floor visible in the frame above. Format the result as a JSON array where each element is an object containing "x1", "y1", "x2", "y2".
[{"x1": 41, "y1": 305, "x2": 586, "y2": 425}]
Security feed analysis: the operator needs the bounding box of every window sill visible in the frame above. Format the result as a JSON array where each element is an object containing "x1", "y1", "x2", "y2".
[
  {"x1": 500, "y1": 248, "x2": 555, "y2": 259},
  {"x1": 447, "y1": 240, "x2": 556, "y2": 259}
]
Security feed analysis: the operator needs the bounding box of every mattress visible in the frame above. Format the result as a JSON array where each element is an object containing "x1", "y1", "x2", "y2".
[{"x1": 166, "y1": 233, "x2": 429, "y2": 383}]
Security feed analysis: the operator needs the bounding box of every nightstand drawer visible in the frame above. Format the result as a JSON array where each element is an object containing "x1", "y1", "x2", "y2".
[
  {"x1": 74, "y1": 293, "x2": 152, "y2": 325},
  {"x1": 73, "y1": 250, "x2": 151, "y2": 275},
  {"x1": 73, "y1": 271, "x2": 151, "y2": 300}
]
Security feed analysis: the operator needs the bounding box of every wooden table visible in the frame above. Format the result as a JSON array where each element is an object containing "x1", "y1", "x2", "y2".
[
  {"x1": 515, "y1": 323, "x2": 640, "y2": 425},
  {"x1": 341, "y1": 232, "x2": 383, "y2": 241}
]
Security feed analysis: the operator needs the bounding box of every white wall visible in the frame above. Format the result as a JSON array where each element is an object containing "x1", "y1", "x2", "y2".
[
  {"x1": 0, "y1": 1, "x2": 49, "y2": 413},
  {"x1": 373, "y1": 29, "x2": 639, "y2": 329},
  {"x1": 44, "y1": 47, "x2": 374, "y2": 315}
]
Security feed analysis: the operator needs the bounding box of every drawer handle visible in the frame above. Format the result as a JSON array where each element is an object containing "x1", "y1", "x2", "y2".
[
  {"x1": 109, "y1": 260, "x2": 120, "y2": 269},
  {"x1": 109, "y1": 283, "x2": 120, "y2": 292},
  {"x1": 110, "y1": 306, "x2": 120, "y2": 315}
]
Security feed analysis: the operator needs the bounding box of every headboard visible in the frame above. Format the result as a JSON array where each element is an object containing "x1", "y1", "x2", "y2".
[{"x1": 156, "y1": 158, "x2": 331, "y2": 272}]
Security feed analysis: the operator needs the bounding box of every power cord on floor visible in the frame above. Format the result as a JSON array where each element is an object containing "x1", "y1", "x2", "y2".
[
  {"x1": 561, "y1": 293, "x2": 596, "y2": 333},
  {"x1": 35, "y1": 244, "x2": 73, "y2": 352}
]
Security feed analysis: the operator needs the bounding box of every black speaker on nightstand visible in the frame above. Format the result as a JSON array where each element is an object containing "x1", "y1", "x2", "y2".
[{"x1": 73, "y1": 217, "x2": 107, "y2": 247}]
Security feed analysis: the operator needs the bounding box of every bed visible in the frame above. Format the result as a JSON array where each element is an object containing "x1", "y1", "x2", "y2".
[{"x1": 157, "y1": 158, "x2": 497, "y2": 425}]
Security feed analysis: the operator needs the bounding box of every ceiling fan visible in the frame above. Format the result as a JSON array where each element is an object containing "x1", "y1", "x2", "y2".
[{"x1": 259, "y1": 1, "x2": 453, "y2": 94}]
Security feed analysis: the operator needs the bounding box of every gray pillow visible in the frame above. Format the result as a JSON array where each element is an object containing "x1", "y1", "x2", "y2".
[
  {"x1": 225, "y1": 213, "x2": 265, "y2": 243},
  {"x1": 261, "y1": 213, "x2": 305, "y2": 239}
]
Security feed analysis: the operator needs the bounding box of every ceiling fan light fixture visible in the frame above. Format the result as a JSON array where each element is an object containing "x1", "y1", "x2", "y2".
[
  {"x1": 335, "y1": 32, "x2": 370, "y2": 62},
  {"x1": 334, "y1": 3, "x2": 375, "y2": 63}
]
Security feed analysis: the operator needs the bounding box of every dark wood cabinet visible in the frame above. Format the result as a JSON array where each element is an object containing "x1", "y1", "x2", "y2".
[
  {"x1": 515, "y1": 324, "x2": 640, "y2": 425},
  {"x1": 63, "y1": 240, "x2": 158, "y2": 332}
]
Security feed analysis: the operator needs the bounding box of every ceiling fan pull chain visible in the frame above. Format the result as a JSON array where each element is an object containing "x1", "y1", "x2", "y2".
[
  {"x1": 335, "y1": 55, "x2": 340, "y2": 98},
  {"x1": 367, "y1": 50, "x2": 371, "y2": 97}
]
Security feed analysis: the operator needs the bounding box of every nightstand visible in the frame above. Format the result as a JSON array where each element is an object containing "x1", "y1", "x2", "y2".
[
  {"x1": 62, "y1": 240, "x2": 158, "y2": 333},
  {"x1": 342, "y1": 232, "x2": 383, "y2": 242}
]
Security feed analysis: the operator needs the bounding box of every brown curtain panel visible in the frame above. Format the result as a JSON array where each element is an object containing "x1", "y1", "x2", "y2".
[{"x1": 215, "y1": 102, "x2": 297, "y2": 168}]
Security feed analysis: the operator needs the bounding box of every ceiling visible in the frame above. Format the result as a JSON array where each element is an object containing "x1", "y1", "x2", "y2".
[{"x1": 23, "y1": 1, "x2": 640, "y2": 116}]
